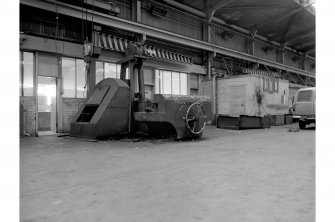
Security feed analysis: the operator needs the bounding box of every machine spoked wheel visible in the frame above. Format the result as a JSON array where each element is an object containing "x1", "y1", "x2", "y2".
[{"x1": 184, "y1": 102, "x2": 207, "y2": 135}]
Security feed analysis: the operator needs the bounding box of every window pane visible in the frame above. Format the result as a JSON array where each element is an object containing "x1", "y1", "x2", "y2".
[
  {"x1": 105, "y1": 62, "x2": 117, "y2": 78},
  {"x1": 62, "y1": 58, "x2": 76, "y2": 97},
  {"x1": 155, "y1": 70, "x2": 161, "y2": 94},
  {"x1": 19, "y1": 52, "x2": 22, "y2": 96},
  {"x1": 96, "y1": 61, "x2": 104, "y2": 84},
  {"x1": 116, "y1": 64, "x2": 121, "y2": 78},
  {"x1": 172, "y1": 72, "x2": 180, "y2": 94},
  {"x1": 38, "y1": 53, "x2": 58, "y2": 77},
  {"x1": 76, "y1": 59, "x2": 86, "y2": 98},
  {"x1": 297, "y1": 90, "x2": 313, "y2": 102},
  {"x1": 162, "y1": 71, "x2": 171, "y2": 94},
  {"x1": 23, "y1": 52, "x2": 34, "y2": 96},
  {"x1": 125, "y1": 67, "x2": 129, "y2": 79},
  {"x1": 180, "y1": 73, "x2": 187, "y2": 95}
]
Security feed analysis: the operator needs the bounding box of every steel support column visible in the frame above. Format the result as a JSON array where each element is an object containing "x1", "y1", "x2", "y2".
[{"x1": 87, "y1": 58, "x2": 96, "y2": 97}]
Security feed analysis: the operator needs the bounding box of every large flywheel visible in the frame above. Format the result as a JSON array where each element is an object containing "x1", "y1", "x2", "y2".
[{"x1": 184, "y1": 102, "x2": 207, "y2": 135}]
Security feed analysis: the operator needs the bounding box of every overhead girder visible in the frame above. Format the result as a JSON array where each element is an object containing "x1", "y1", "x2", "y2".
[
  {"x1": 294, "y1": 71, "x2": 307, "y2": 85},
  {"x1": 21, "y1": 0, "x2": 315, "y2": 79},
  {"x1": 286, "y1": 71, "x2": 299, "y2": 84},
  {"x1": 280, "y1": 14, "x2": 297, "y2": 42},
  {"x1": 264, "y1": 65, "x2": 271, "y2": 72},
  {"x1": 256, "y1": 2, "x2": 314, "y2": 30},
  {"x1": 299, "y1": 45, "x2": 315, "y2": 52},
  {"x1": 159, "y1": 0, "x2": 315, "y2": 61},
  {"x1": 286, "y1": 27, "x2": 315, "y2": 43},
  {"x1": 307, "y1": 48, "x2": 315, "y2": 54},
  {"x1": 293, "y1": 42, "x2": 315, "y2": 52},
  {"x1": 218, "y1": 5, "x2": 294, "y2": 10},
  {"x1": 207, "y1": 0, "x2": 236, "y2": 22}
]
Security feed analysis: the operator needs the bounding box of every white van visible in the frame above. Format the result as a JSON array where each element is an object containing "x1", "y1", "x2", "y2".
[{"x1": 292, "y1": 87, "x2": 316, "y2": 129}]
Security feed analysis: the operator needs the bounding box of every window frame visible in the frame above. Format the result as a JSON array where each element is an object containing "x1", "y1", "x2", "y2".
[
  {"x1": 96, "y1": 60, "x2": 122, "y2": 84},
  {"x1": 20, "y1": 51, "x2": 23, "y2": 96},
  {"x1": 61, "y1": 57, "x2": 87, "y2": 98},
  {"x1": 155, "y1": 69, "x2": 188, "y2": 95},
  {"x1": 20, "y1": 51, "x2": 35, "y2": 97},
  {"x1": 75, "y1": 59, "x2": 86, "y2": 98}
]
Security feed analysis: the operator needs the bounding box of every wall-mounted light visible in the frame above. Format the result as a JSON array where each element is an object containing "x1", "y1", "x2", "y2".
[
  {"x1": 262, "y1": 45, "x2": 274, "y2": 53},
  {"x1": 20, "y1": 38, "x2": 26, "y2": 45},
  {"x1": 151, "y1": 4, "x2": 168, "y2": 17},
  {"x1": 221, "y1": 30, "x2": 234, "y2": 39},
  {"x1": 291, "y1": 56, "x2": 299, "y2": 62},
  {"x1": 104, "y1": 0, "x2": 120, "y2": 15}
]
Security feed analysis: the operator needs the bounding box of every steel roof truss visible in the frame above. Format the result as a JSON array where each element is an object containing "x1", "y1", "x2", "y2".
[{"x1": 21, "y1": 0, "x2": 315, "y2": 78}]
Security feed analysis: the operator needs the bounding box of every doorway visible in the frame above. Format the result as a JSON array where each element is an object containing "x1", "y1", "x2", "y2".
[
  {"x1": 230, "y1": 85, "x2": 246, "y2": 116},
  {"x1": 37, "y1": 76, "x2": 57, "y2": 134}
]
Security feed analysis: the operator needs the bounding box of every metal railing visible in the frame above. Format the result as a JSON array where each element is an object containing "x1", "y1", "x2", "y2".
[{"x1": 20, "y1": 17, "x2": 83, "y2": 42}]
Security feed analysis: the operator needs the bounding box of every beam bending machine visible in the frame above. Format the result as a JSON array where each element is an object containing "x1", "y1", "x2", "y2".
[{"x1": 70, "y1": 44, "x2": 212, "y2": 139}]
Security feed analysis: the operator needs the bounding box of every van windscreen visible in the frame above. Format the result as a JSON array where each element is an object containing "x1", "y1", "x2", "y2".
[{"x1": 297, "y1": 90, "x2": 313, "y2": 102}]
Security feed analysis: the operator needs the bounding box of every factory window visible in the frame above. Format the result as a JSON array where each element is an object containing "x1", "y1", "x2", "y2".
[
  {"x1": 272, "y1": 79, "x2": 279, "y2": 93},
  {"x1": 263, "y1": 77, "x2": 274, "y2": 93},
  {"x1": 155, "y1": 70, "x2": 188, "y2": 95},
  {"x1": 19, "y1": 51, "x2": 34, "y2": 96},
  {"x1": 263, "y1": 77, "x2": 268, "y2": 92},
  {"x1": 62, "y1": 57, "x2": 87, "y2": 98},
  {"x1": 95, "y1": 61, "x2": 125, "y2": 84}
]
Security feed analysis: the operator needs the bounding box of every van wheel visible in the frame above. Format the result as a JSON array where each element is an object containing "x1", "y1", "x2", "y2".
[{"x1": 299, "y1": 120, "x2": 306, "y2": 129}]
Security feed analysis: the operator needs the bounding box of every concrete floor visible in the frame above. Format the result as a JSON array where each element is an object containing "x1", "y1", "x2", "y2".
[{"x1": 20, "y1": 125, "x2": 315, "y2": 222}]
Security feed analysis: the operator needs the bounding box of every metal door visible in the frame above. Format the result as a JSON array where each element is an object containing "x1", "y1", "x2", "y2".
[{"x1": 230, "y1": 85, "x2": 246, "y2": 116}]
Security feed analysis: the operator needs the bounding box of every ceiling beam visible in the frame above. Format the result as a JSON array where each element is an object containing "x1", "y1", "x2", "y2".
[
  {"x1": 207, "y1": 0, "x2": 236, "y2": 22},
  {"x1": 219, "y1": 5, "x2": 293, "y2": 10},
  {"x1": 157, "y1": 0, "x2": 314, "y2": 60},
  {"x1": 257, "y1": 2, "x2": 314, "y2": 30},
  {"x1": 21, "y1": 0, "x2": 315, "y2": 78},
  {"x1": 307, "y1": 48, "x2": 315, "y2": 54},
  {"x1": 280, "y1": 14, "x2": 297, "y2": 42},
  {"x1": 286, "y1": 27, "x2": 315, "y2": 42},
  {"x1": 297, "y1": 44, "x2": 316, "y2": 52}
]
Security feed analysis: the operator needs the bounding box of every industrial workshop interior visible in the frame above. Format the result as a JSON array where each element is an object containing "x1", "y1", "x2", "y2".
[{"x1": 15, "y1": 0, "x2": 318, "y2": 221}]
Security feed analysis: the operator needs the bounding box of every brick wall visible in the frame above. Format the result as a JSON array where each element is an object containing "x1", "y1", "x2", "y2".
[
  {"x1": 61, "y1": 98, "x2": 87, "y2": 132},
  {"x1": 20, "y1": 96, "x2": 36, "y2": 136}
]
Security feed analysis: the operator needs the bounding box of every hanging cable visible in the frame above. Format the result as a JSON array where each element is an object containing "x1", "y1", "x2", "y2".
[
  {"x1": 81, "y1": 0, "x2": 84, "y2": 43},
  {"x1": 85, "y1": 0, "x2": 88, "y2": 41},
  {"x1": 54, "y1": 0, "x2": 59, "y2": 55},
  {"x1": 83, "y1": 61, "x2": 89, "y2": 97},
  {"x1": 91, "y1": 0, "x2": 95, "y2": 44}
]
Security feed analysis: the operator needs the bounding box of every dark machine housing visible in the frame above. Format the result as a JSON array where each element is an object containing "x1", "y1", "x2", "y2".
[{"x1": 70, "y1": 79, "x2": 130, "y2": 139}]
